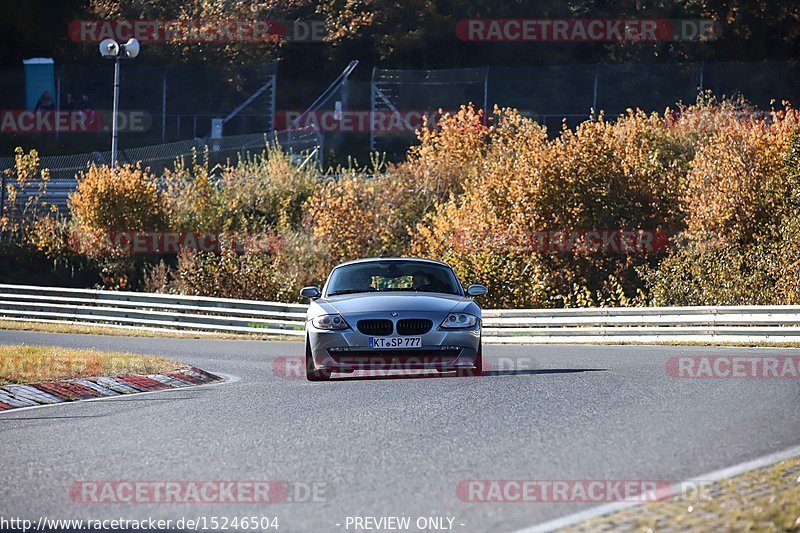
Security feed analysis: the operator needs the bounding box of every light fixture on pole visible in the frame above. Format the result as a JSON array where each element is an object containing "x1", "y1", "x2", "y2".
[{"x1": 99, "y1": 38, "x2": 140, "y2": 166}]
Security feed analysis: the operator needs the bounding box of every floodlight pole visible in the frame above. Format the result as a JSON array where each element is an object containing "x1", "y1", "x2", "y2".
[
  {"x1": 101, "y1": 38, "x2": 139, "y2": 166},
  {"x1": 111, "y1": 57, "x2": 120, "y2": 166}
]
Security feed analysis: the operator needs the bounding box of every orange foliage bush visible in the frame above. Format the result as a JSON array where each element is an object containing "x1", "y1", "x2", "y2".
[
  {"x1": 69, "y1": 163, "x2": 168, "y2": 233},
  {"x1": 644, "y1": 107, "x2": 800, "y2": 305},
  {"x1": 411, "y1": 105, "x2": 688, "y2": 307},
  {"x1": 303, "y1": 107, "x2": 493, "y2": 269},
  {"x1": 12, "y1": 96, "x2": 800, "y2": 307},
  {"x1": 175, "y1": 249, "x2": 296, "y2": 302},
  {"x1": 66, "y1": 163, "x2": 169, "y2": 287},
  {"x1": 0, "y1": 148, "x2": 53, "y2": 234},
  {"x1": 684, "y1": 108, "x2": 800, "y2": 248},
  {"x1": 305, "y1": 175, "x2": 394, "y2": 264},
  {"x1": 402, "y1": 104, "x2": 488, "y2": 200}
]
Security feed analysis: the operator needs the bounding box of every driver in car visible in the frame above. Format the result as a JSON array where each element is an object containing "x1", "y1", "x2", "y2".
[
  {"x1": 352, "y1": 273, "x2": 373, "y2": 292},
  {"x1": 412, "y1": 271, "x2": 433, "y2": 291}
]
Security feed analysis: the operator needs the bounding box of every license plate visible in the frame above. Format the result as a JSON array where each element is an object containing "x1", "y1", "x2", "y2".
[{"x1": 369, "y1": 336, "x2": 422, "y2": 348}]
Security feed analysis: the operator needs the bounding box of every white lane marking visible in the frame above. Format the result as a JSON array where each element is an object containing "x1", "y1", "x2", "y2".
[
  {"x1": 514, "y1": 443, "x2": 800, "y2": 533},
  {"x1": 0, "y1": 372, "x2": 240, "y2": 415}
]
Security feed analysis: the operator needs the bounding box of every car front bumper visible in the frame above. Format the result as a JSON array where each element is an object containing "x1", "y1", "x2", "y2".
[{"x1": 307, "y1": 325, "x2": 481, "y2": 372}]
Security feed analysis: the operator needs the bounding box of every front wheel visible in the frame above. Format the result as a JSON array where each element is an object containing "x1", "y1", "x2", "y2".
[{"x1": 306, "y1": 337, "x2": 331, "y2": 381}]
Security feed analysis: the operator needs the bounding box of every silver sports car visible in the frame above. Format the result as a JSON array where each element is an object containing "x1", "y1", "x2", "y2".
[{"x1": 300, "y1": 258, "x2": 487, "y2": 381}]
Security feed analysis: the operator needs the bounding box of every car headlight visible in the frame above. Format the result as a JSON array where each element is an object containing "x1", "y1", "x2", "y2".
[
  {"x1": 312, "y1": 314, "x2": 350, "y2": 330},
  {"x1": 440, "y1": 313, "x2": 479, "y2": 329}
]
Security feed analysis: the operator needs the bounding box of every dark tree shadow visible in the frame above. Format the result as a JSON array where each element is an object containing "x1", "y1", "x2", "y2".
[
  {"x1": 482, "y1": 368, "x2": 606, "y2": 376},
  {"x1": 326, "y1": 368, "x2": 606, "y2": 382}
]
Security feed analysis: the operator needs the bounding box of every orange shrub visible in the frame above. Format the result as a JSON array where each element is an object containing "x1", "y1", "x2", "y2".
[
  {"x1": 69, "y1": 163, "x2": 168, "y2": 232},
  {"x1": 645, "y1": 107, "x2": 800, "y2": 305},
  {"x1": 1, "y1": 148, "x2": 52, "y2": 234},
  {"x1": 66, "y1": 163, "x2": 169, "y2": 287},
  {"x1": 684, "y1": 108, "x2": 800, "y2": 248},
  {"x1": 305, "y1": 175, "x2": 390, "y2": 264},
  {"x1": 412, "y1": 106, "x2": 688, "y2": 307},
  {"x1": 164, "y1": 145, "x2": 318, "y2": 232},
  {"x1": 297, "y1": 106, "x2": 495, "y2": 271},
  {"x1": 176, "y1": 249, "x2": 296, "y2": 302},
  {"x1": 401, "y1": 104, "x2": 489, "y2": 201}
]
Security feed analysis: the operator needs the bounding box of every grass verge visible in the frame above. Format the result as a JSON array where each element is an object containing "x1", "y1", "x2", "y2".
[
  {"x1": 0, "y1": 345, "x2": 181, "y2": 385},
  {"x1": 566, "y1": 456, "x2": 800, "y2": 531}
]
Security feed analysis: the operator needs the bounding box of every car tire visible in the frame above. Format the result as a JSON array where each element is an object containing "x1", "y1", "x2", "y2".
[{"x1": 305, "y1": 336, "x2": 331, "y2": 382}]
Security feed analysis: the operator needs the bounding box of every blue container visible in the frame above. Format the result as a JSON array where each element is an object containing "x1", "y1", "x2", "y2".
[{"x1": 23, "y1": 57, "x2": 55, "y2": 110}]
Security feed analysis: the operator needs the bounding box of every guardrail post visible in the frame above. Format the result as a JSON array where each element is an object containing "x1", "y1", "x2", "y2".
[{"x1": 0, "y1": 170, "x2": 6, "y2": 219}]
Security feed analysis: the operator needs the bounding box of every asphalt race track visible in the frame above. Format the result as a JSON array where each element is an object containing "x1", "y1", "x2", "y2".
[{"x1": 2, "y1": 330, "x2": 799, "y2": 532}]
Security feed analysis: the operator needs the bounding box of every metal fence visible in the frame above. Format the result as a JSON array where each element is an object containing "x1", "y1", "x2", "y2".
[
  {"x1": 1, "y1": 284, "x2": 799, "y2": 344},
  {"x1": 0, "y1": 128, "x2": 322, "y2": 212},
  {"x1": 6, "y1": 60, "x2": 797, "y2": 161},
  {"x1": 0, "y1": 61, "x2": 360, "y2": 212},
  {"x1": 0, "y1": 63, "x2": 278, "y2": 145}
]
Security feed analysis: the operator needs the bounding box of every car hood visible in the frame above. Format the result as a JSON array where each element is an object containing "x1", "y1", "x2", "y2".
[{"x1": 315, "y1": 292, "x2": 471, "y2": 316}]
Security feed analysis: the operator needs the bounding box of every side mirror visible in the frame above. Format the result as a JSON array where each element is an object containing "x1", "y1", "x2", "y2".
[
  {"x1": 300, "y1": 286, "x2": 321, "y2": 299},
  {"x1": 466, "y1": 284, "x2": 487, "y2": 297}
]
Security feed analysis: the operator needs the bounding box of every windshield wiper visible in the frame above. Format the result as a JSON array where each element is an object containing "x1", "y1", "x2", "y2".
[{"x1": 327, "y1": 288, "x2": 377, "y2": 296}]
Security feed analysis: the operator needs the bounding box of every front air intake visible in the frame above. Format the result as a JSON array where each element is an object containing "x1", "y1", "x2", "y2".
[
  {"x1": 357, "y1": 319, "x2": 393, "y2": 336},
  {"x1": 396, "y1": 319, "x2": 433, "y2": 335}
]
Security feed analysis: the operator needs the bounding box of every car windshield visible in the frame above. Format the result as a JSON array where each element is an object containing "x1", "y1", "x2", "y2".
[{"x1": 325, "y1": 260, "x2": 463, "y2": 296}]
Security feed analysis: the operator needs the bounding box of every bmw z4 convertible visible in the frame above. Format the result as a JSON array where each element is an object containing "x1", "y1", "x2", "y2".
[{"x1": 300, "y1": 258, "x2": 487, "y2": 381}]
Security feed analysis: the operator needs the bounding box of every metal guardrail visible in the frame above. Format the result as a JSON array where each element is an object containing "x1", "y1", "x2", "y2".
[
  {"x1": 1, "y1": 284, "x2": 799, "y2": 343},
  {"x1": 0, "y1": 284, "x2": 307, "y2": 337},
  {"x1": 482, "y1": 307, "x2": 800, "y2": 343}
]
